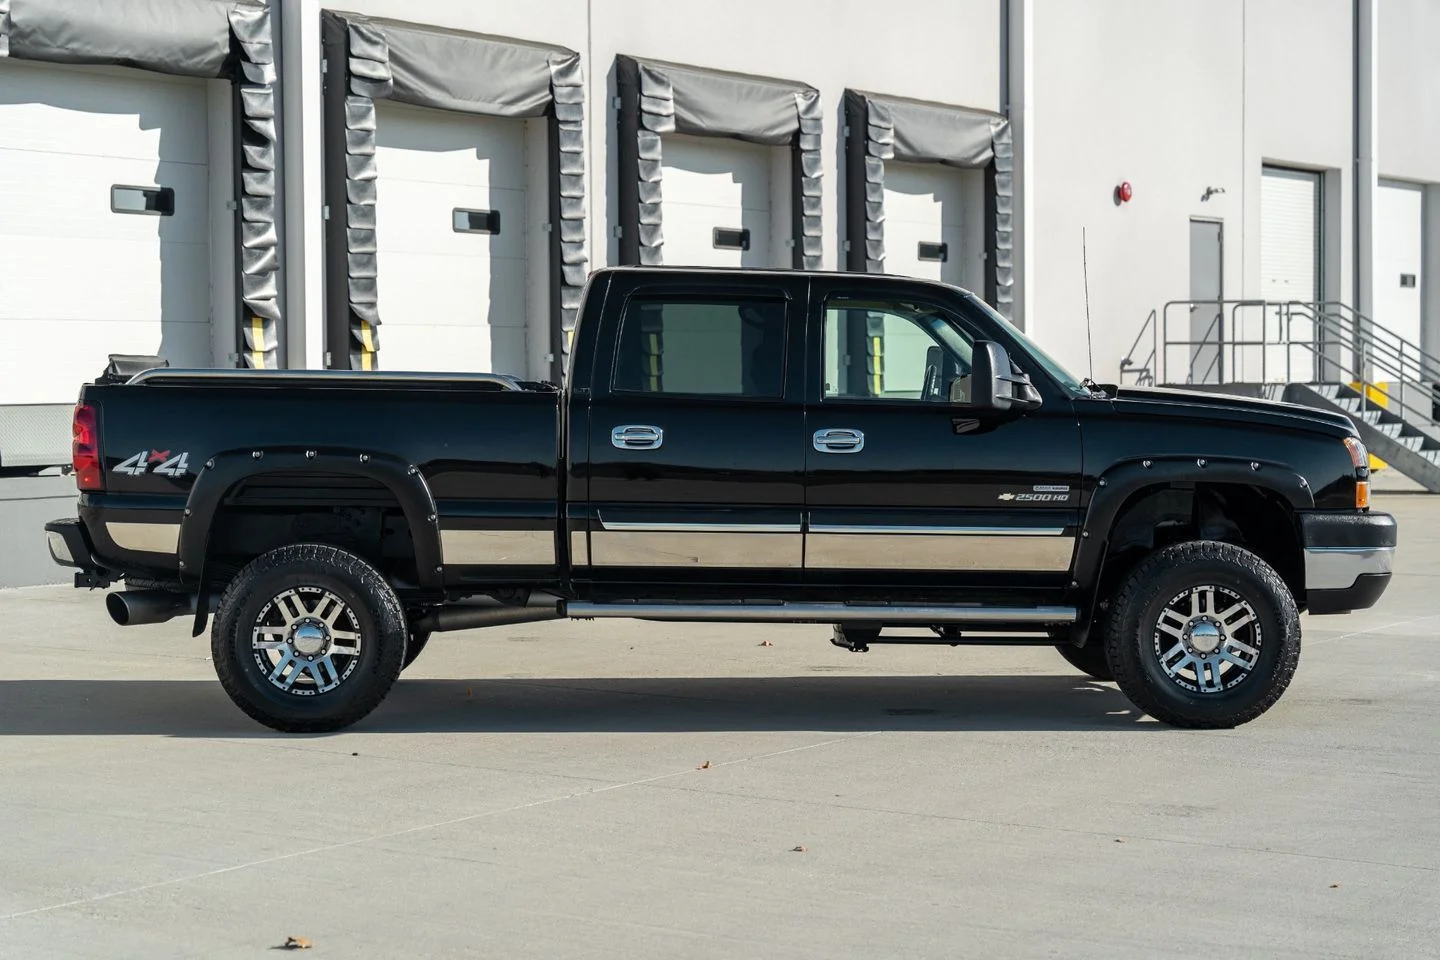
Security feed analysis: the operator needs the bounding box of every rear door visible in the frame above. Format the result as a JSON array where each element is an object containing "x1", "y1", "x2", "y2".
[
  {"x1": 803, "y1": 279, "x2": 1084, "y2": 600},
  {"x1": 580, "y1": 273, "x2": 808, "y2": 594}
]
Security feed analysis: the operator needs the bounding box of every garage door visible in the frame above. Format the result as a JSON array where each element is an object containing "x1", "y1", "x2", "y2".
[
  {"x1": 0, "y1": 60, "x2": 215, "y2": 407},
  {"x1": 660, "y1": 133, "x2": 775, "y2": 268},
  {"x1": 881, "y1": 160, "x2": 985, "y2": 291},
  {"x1": 1261, "y1": 167, "x2": 1321, "y2": 380},
  {"x1": 1375, "y1": 180, "x2": 1423, "y2": 348},
  {"x1": 1261, "y1": 167, "x2": 1320, "y2": 303},
  {"x1": 373, "y1": 101, "x2": 529, "y2": 375}
]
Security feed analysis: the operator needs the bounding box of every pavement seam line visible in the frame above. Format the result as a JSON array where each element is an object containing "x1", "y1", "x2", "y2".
[
  {"x1": 1306, "y1": 612, "x2": 1440, "y2": 646},
  {"x1": 0, "y1": 731, "x2": 879, "y2": 923},
  {"x1": 638, "y1": 781, "x2": 1440, "y2": 874}
]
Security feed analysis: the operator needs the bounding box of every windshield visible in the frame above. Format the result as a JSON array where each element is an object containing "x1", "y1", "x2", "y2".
[{"x1": 965, "y1": 295, "x2": 1090, "y2": 397}]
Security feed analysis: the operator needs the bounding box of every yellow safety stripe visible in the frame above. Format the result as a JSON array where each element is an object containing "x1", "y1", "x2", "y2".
[
  {"x1": 250, "y1": 315, "x2": 267, "y2": 369},
  {"x1": 870, "y1": 335, "x2": 883, "y2": 396},
  {"x1": 359, "y1": 321, "x2": 375, "y2": 371}
]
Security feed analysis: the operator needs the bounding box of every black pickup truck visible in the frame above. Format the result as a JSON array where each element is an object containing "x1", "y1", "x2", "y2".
[{"x1": 46, "y1": 267, "x2": 1396, "y2": 733}]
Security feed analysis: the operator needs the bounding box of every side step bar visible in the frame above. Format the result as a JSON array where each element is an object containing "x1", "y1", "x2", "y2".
[{"x1": 564, "y1": 602, "x2": 1076, "y2": 625}]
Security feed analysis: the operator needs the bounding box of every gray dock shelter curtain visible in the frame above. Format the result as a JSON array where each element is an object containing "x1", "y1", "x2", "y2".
[
  {"x1": 322, "y1": 12, "x2": 585, "y2": 377},
  {"x1": 843, "y1": 89, "x2": 1013, "y2": 317},
  {"x1": 0, "y1": 0, "x2": 282, "y2": 367},
  {"x1": 616, "y1": 55, "x2": 822, "y2": 270}
]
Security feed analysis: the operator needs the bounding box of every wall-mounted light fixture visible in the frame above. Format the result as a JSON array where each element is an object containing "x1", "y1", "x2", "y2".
[{"x1": 1114, "y1": 181, "x2": 1133, "y2": 205}]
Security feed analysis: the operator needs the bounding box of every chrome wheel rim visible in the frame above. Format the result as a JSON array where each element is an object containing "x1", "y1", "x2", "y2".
[
  {"x1": 1153, "y1": 585, "x2": 1261, "y2": 694},
  {"x1": 251, "y1": 587, "x2": 363, "y2": 696}
]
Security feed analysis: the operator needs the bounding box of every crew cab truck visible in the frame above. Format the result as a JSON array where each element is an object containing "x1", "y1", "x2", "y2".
[{"x1": 46, "y1": 267, "x2": 1396, "y2": 733}]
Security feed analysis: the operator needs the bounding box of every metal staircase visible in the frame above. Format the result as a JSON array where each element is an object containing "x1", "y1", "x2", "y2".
[{"x1": 1120, "y1": 298, "x2": 1440, "y2": 492}]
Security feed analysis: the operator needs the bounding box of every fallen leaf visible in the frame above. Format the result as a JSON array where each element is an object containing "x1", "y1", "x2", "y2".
[
  {"x1": 759, "y1": 640, "x2": 774, "y2": 647},
  {"x1": 791, "y1": 845, "x2": 807, "y2": 853},
  {"x1": 1330, "y1": 883, "x2": 1341, "y2": 889},
  {"x1": 697, "y1": 760, "x2": 711, "y2": 770},
  {"x1": 283, "y1": 937, "x2": 313, "y2": 950}
]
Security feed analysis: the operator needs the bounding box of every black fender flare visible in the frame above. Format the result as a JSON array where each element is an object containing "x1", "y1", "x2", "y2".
[
  {"x1": 1068, "y1": 456, "x2": 1312, "y2": 644},
  {"x1": 177, "y1": 447, "x2": 444, "y2": 593}
]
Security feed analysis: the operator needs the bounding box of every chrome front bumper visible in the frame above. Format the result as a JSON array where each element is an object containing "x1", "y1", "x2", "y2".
[{"x1": 1300, "y1": 512, "x2": 1397, "y2": 614}]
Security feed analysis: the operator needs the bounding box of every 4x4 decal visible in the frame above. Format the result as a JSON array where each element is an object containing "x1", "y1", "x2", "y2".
[{"x1": 113, "y1": 450, "x2": 191, "y2": 478}]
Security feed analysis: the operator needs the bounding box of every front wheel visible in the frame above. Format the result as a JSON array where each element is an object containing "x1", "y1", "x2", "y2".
[
  {"x1": 1104, "y1": 540, "x2": 1300, "y2": 729},
  {"x1": 211, "y1": 544, "x2": 408, "y2": 733}
]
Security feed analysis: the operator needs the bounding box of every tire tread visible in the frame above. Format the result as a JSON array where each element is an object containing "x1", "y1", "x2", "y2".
[
  {"x1": 211, "y1": 543, "x2": 407, "y2": 733},
  {"x1": 1104, "y1": 540, "x2": 1300, "y2": 728}
]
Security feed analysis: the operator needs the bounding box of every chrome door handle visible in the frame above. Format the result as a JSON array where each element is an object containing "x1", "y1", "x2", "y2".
[
  {"x1": 611, "y1": 424, "x2": 664, "y2": 450},
  {"x1": 813, "y1": 427, "x2": 865, "y2": 454}
]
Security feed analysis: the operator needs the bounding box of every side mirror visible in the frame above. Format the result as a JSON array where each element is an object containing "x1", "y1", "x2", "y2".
[{"x1": 960, "y1": 341, "x2": 1041, "y2": 411}]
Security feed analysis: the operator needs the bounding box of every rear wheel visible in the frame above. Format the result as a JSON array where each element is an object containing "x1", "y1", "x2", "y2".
[
  {"x1": 1105, "y1": 540, "x2": 1299, "y2": 728},
  {"x1": 1054, "y1": 640, "x2": 1114, "y2": 681},
  {"x1": 211, "y1": 544, "x2": 407, "y2": 733}
]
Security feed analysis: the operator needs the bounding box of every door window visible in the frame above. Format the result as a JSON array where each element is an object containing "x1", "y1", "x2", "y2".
[
  {"x1": 612, "y1": 296, "x2": 787, "y2": 398},
  {"x1": 823, "y1": 298, "x2": 976, "y2": 402}
]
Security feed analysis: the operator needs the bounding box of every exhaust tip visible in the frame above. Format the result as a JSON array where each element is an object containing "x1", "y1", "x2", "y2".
[
  {"x1": 104, "y1": 589, "x2": 193, "y2": 627},
  {"x1": 105, "y1": 591, "x2": 133, "y2": 626}
]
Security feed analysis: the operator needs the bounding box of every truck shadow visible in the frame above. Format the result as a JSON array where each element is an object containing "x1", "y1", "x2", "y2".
[{"x1": 0, "y1": 675, "x2": 1160, "y2": 736}]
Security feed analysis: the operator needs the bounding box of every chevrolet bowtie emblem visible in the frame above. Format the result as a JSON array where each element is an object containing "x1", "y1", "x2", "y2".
[{"x1": 998, "y1": 492, "x2": 1016, "y2": 500}]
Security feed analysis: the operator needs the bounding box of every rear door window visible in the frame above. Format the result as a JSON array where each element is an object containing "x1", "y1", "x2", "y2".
[{"x1": 611, "y1": 296, "x2": 788, "y2": 398}]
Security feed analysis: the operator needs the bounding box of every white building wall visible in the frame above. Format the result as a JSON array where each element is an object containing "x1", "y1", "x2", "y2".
[
  {"x1": 1376, "y1": 0, "x2": 1440, "y2": 355},
  {"x1": 1378, "y1": 0, "x2": 1440, "y2": 184},
  {"x1": 1031, "y1": 0, "x2": 1246, "y2": 383},
  {"x1": 1031, "y1": 0, "x2": 1363, "y2": 384}
]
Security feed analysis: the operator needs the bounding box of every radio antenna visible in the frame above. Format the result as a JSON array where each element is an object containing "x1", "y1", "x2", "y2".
[{"x1": 1082, "y1": 227, "x2": 1095, "y2": 380}]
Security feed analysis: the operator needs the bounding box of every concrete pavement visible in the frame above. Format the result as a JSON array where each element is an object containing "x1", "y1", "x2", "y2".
[{"x1": 1, "y1": 493, "x2": 1437, "y2": 958}]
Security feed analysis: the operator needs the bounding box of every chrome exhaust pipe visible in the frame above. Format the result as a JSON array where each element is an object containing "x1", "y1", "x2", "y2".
[{"x1": 105, "y1": 590, "x2": 196, "y2": 627}]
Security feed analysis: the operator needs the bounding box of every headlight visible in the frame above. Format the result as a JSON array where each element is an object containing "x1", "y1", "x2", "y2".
[
  {"x1": 1344, "y1": 437, "x2": 1370, "y2": 510},
  {"x1": 1343, "y1": 437, "x2": 1369, "y2": 471}
]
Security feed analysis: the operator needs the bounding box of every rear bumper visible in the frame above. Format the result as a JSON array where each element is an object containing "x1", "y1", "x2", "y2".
[
  {"x1": 1301, "y1": 511, "x2": 1396, "y2": 615},
  {"x1": 44, "y1": 517, "x2": 114, "y2": 587}
]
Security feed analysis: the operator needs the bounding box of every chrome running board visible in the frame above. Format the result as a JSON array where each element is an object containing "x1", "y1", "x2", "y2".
[{"x1": 564, "y1": 602, "x2": 1076, "y2": 625}]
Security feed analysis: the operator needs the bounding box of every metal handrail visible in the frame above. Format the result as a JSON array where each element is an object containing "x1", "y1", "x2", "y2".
[
  {"x1": 1119, "y1": 309, "x2": 1157, "y2": 385},
  {"x1": 1286, "y1": 303, "x2": 1431, "y2": 407},
  {"x1": 1150, "y1": 297, "x2": 1439, "y2": 395},
  {"x1": 1316, "y1": 300, "x2": 1440, "y2": 380},
  {"x1": 1282, "y1": 311, "x2": 1438, "y2": 432}
]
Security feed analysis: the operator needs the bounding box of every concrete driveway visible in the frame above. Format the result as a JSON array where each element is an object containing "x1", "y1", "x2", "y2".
[{"x1": 2, "y1": 493, "x2": 1437, "y2": 958}]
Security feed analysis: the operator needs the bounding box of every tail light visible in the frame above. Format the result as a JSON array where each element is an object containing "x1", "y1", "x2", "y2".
[{"x1": 72, "y1": 403, "x2": 103, "y2": 492}]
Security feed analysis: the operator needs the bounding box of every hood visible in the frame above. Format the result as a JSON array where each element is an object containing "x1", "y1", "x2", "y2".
[{"x1": 1111, "y1": 386, "x2": 1357, "y2": 438}]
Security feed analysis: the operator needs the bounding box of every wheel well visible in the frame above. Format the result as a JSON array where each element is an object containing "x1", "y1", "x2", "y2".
[
  {"x1": 201, "y1": 472, "x2": 419, "y2": 589},
  {"x1": 1098, "y1": 482, "x2": 1303, "y2": 603}
]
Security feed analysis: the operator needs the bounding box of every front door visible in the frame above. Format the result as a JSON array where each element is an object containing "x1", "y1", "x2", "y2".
[
  {"x1": 581, "y1": 273, "x2": 808, "y2": 595},
  {"x1": 803, "y1": 281, "x2": 1083, "y2": 602}
]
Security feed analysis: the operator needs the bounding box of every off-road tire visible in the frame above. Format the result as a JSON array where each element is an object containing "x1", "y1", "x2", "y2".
[
  {"x1": 402, "y1": 629, "x2": 431, "y2": 671},
  {"x1": 1055, "y1": 640, "x2": 1114, "y2": 681},
  {"x1": 211, "y1": 544, "x2": 407, "y2": 733},
  {"x1": 1104, "y1": 540, "x2": 1300, "y2": 728}
]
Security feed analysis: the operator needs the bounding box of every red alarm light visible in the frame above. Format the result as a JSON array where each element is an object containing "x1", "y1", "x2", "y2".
[{"x1": 1116, "y1": 181, "x2": 1134, "y2": 203}]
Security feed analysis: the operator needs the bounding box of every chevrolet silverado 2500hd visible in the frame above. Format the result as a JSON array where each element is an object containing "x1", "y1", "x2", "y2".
[{"x1": 46, "y1": 267, "x2": 1396, "y2": 732}]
